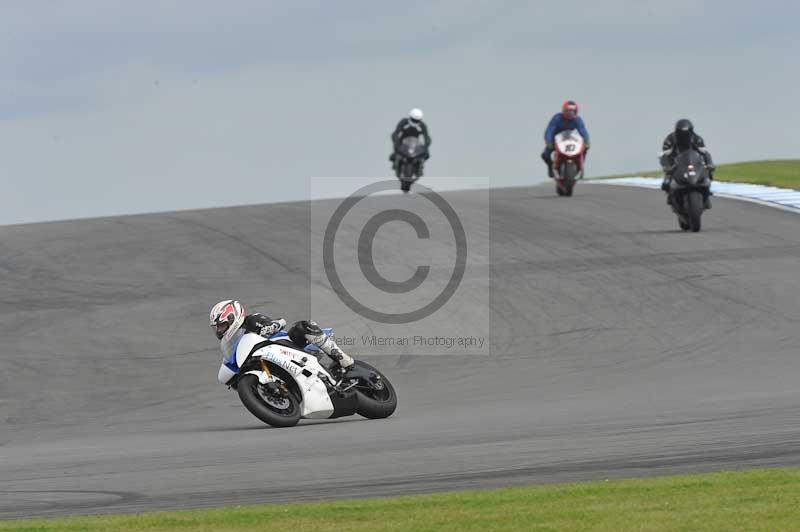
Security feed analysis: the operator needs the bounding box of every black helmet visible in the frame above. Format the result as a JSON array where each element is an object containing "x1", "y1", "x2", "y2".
[{"x1": 674, "y1": 119, "x2": 694, "y2": 149}]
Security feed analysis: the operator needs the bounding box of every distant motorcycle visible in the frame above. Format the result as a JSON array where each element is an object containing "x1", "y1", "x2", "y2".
[
  {"x1": 394, "y1": 137, "x2": 428, "y2": 193},
  {"x1": 223, "y1": 328, "x2": 397, "y2": 427},
  {"x1": 667, "y1": 149, "x2": 711, "y2": 232},
  {"x1": 551, "y1": 129, "x2": 586, "y2": 197}
]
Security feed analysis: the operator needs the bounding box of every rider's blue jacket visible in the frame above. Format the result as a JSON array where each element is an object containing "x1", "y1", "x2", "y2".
[{"x1": 544, "y1": 114, "x2": 590, "y2": 146}]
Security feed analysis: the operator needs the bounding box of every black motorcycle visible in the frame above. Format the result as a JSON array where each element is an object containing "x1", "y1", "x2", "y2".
[
  {"x1": 394, "y1": 137, "x2": 428, "y2": 193},
  {"x1": 668, "y1": 149, "x2": 711, "y2": 232}
]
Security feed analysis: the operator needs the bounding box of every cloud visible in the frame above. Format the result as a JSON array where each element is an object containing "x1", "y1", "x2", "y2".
[{"x1": 0, "y1": 0, "x2": 798, "y2": 224}]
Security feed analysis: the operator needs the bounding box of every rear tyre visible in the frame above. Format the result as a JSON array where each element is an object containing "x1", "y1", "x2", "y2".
[
  {"x1": 237, "y1": 371, "x2": 302, "y2": 428},
  {"x1": 687, "y1": 191, "x2": 703, "y2": 232},
  {"x1": 678, "y1": 217, "x2": 690, "y2": 231},
  {"x1": 352, "y1": 361, "x2": 398, "y2": 419},
  {"x1": 400, "y1": 181, "x2": 411, "y2": 193},
  {"x1": 555, "y1": 183, "x2": 565, "y2": 196}
]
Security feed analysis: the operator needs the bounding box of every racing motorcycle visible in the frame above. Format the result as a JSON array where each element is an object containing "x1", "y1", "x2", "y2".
[
  {"x1": 223, "y1": 328, "x2": 397, "y2": 427},
  {"x1": 394, "y1": 137, "x2": 428, "y2": 193},
  {"x1": 667, "y1": 149, "x2": 711, "y2": 232},
  {"x1": 551, "y1": 129, "x2": 586, "y2": 197}
]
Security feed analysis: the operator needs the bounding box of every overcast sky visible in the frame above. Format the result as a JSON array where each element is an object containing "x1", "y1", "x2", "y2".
[{"x1": 1, "y1": 0, "x2": 798, "y2": 225}]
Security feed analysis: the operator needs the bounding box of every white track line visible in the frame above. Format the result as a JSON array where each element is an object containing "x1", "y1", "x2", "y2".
[{"x1": 589, "y1": 177, "x2": 800, "y2": 214}]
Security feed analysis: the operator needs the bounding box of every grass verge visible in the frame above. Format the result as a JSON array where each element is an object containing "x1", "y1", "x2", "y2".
[
  {"x1": 595, "y1": 159, "x2": 800, "y2": 189},
  {"x1": 3, "y1": 468, "x2": 800, "y2": 531}
]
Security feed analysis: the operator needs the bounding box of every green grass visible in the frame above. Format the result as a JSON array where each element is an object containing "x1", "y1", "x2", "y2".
[
  {"x1": 713, "y1": 160, "x2": 800, "y2": 189},
  {"x1": 3, "y1": 468, "x2": 800, "y2": 531},
  {"x1": 596, "y1": 159, "x2": 800, "y2": 189}
]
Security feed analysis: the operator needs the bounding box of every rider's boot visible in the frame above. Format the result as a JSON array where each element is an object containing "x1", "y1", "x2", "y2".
[
  {"x1": 704, "y1": 195, "x2": 712, "y2": 209},
  {"x1": 662, "y1": 176, "x2": 672, "y2": 205},
  {"x1": 541, "y1": 151, "x2": 554, "y2": 178}
]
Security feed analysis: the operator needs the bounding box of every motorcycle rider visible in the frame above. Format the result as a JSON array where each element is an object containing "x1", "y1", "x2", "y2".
[
  {"x1": 210, "y1": 300, "x2": 354, "y2": 385},
  {"x1": 541, "y1": 100, "x2": 591, "y2": 177},
  {"x1": 660, "y1": 119, "x2": 715, "y2": 208},
  {"x1": 389, "y1": 108, "x2": 431, "y2": 176}
]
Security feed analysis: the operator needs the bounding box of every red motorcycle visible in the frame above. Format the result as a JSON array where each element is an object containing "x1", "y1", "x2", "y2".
[{"x1": 551, "y1": 129, "x2": 586, "y2": 197}]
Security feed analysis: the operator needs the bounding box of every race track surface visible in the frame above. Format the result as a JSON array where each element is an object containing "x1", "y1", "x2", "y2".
[{"x1": 2, "y1": 184, "x2": 800, "y2": 518}]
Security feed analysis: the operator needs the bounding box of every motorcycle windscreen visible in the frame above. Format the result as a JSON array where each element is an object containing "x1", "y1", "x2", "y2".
[{"x1": 555, "y1": 130, "x2": 583, "y2": 155}]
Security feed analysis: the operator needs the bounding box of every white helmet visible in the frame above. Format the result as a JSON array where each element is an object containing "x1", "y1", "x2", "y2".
[
  {"x1": 209, "y1": 300, "x2": 245, "y2": 342},
  {"x1": 409, "y1": 108, "x2": 424, "y2": 121}
]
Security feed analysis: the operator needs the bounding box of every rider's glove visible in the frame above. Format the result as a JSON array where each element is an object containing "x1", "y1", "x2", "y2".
[
  {"x1": 584, "y1": 143, "x2": 590, "y2": 151},
  {"x1": 546, "y1": 142, "x2": 554, "y2": 150},
  {"x1": 259, "y1": 318, "x2": 286, "y2": 337}
]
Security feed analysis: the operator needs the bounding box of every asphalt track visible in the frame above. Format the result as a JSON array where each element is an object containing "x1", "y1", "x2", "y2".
[{"x1": 2, "y1": 184, "x2": 800, "y2": 519}]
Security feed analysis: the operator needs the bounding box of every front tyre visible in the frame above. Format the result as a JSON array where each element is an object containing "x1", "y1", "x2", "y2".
[
  {"x1": 400, "y1": 161, "x2": 415, "y2": 179},
  {"x1": 352, "y1": 361, "x2": 398, "y2": 419},
  {"x1": 237, "y1": 372, "x2": 302, "y2": 427},
  {"x1": 687, "y1": 191, "x2": 703, "y2": 232},
  {"x1": 561, "y1": 161, "x2": 577, "y2": 197}
]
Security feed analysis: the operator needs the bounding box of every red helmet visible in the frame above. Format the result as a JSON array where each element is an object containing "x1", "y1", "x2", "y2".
[{"x1": 562, "y1": 100, "x2": 579, "y2": 119}]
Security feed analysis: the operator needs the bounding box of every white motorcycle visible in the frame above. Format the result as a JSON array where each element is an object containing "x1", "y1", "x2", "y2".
[
  {"x1": 221, "y1": 328, "x2": 397, "y2": 427},
  {"x1": 551, "y1": 129, "x2": 587, "y2": 197}
]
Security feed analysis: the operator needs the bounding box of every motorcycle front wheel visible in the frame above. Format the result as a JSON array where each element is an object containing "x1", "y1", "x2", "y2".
[
  {"x1": 560, "y1": 162, "x2": 577, "y2": 197},
  {"x1": 237, "y1": 371, "x2": 302, "y2": 427},
  {"x1": 687, "y1": 191, "x2": 703, "y2": 232}
]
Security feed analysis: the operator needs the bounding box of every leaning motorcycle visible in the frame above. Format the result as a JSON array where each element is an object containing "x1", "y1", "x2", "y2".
[
  {"x1": 551, "y1": 129, "x2": 586, "y2": 197},
  {"x1": 394, "y1": 137, "x2": 428, "y2": 193},
  {"x1": 667, "y1": 149, "x2": 711, "y2": 232},
  {"x1": 222, "y1": 328, "x2": 397, "y2": 427}
]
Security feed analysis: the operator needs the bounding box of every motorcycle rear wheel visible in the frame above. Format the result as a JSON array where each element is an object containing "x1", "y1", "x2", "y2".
[{"x1": 351, "y1": 361, "x2": 398, "y2": 419}]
